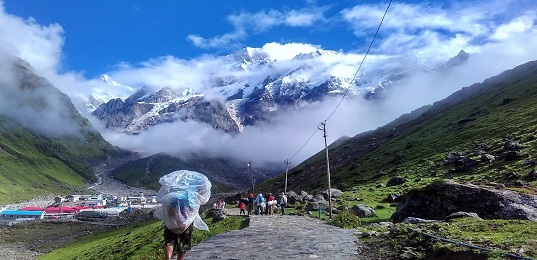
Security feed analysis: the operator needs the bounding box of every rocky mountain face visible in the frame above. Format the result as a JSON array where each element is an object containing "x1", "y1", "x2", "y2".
[
  {"x1": 92, "y1": 86, "x2": 240, "y2": 133},
  {"x1": 90, "y1": 47, "x2": 469, "y2": 134}
]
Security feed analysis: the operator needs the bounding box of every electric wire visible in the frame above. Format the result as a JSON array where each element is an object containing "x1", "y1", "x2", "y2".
[
  {"x1": 325, "y1": 0, "x2": 393, "y2": 122},
  {"x1": 285, "y1": 0, "x2": 393, "y2": 162},
  {"x1": 287, "y1": 127, "x2": 320, "y2": 161}
]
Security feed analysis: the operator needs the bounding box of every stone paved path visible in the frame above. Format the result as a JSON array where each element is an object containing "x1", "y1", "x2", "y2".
[{"x1": 187, "y1": 209, "x2": 363, "y2": 259}]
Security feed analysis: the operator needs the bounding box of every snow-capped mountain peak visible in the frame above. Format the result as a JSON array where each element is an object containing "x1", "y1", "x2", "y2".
[{"x1": 88, "y1": 47, "x2": 469, "y2": 134}]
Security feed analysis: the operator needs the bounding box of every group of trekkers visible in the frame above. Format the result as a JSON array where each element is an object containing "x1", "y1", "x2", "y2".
[{"x1": 239, "y1": 192, "x2": 288, "y2": 216}]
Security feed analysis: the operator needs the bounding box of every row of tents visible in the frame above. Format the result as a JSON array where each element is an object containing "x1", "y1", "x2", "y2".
[{"x1": 19, "y1": 205, "x2": 103, "y2": 214}]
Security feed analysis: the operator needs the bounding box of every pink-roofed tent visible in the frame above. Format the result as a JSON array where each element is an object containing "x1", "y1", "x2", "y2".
[
  {"x1": 59, "y1": 206, "x2": 76, "y2": 213},
  {"x1": 45, "y1": 207, "x2": 61, "y2": 214},
  {"x1": 19, "y1": 206, "x2": 45, "y2": 211}
]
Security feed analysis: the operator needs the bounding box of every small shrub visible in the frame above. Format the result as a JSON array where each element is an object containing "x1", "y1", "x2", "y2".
[{"x1": 332, "y1": 210, "x2": 361, "y2": 229}]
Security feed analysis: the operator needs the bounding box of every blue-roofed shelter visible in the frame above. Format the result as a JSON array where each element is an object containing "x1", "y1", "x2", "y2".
[{"x1": 0, "y1": 210, "x2": 45, "y2": 225}]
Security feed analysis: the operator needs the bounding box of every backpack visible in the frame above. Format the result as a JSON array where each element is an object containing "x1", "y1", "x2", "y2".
[{"x1": 257, "y1": 196, "x2": 264, "y2": 204}]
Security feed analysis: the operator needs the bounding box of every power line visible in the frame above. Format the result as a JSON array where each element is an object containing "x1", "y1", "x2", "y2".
[
  {"x1": 285, "y1": 0, "x2": 393, "y2": 162},
  {"x1": 325, "y1": 0, "x2": 393, "y2": 123},
  {"x1": 287, "y1": 127, "x2": 319, "y2": 161}
]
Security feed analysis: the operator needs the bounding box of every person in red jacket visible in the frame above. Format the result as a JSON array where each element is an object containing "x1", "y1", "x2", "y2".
[
  {"x1": 267, "y1": 193, "x2": 275, "y2": 215},
  {"x1": 239, "y1": 201, "x2": 246, "y2": 215}
]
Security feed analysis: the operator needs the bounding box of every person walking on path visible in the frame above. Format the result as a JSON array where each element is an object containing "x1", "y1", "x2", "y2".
[
  {"x1": 256, "y1": 193, "x2": 265, "y2": 215},
  {"x1": 279, "y1": 192, "x2": 287, "y2": 215},
  {"x1": 267, "y1": 193, "x2": 275, "y2": 215},
  {"x1": 154, "y1": 170, "x2": 212, "y2": 260},
  {"x1": 247, "y1": 194, "x2": 254, "y2": 215},
  {"x1": 239, "y1": 200, "x2": 246, "y2": 215}
]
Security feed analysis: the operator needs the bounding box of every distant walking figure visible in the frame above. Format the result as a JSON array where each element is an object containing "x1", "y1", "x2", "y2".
[
  {"x1": 247, "y1": 194, "x2": 254, "y2": 215},
  {"x1": 279, "y1": 192, "x2": 287, "y2": 215}
]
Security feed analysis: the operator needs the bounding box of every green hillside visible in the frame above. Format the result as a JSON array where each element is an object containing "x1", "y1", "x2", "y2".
[
  {"x1": 112, "y1": 153, "x2": 256, "y2": 193},
  {"x1": 0, "y1": 59, "x2": 122, "y2": 204},
  {"x1": 0, "y1": 116, "x2": 122, "y2": 204},
  {"x1": 260, "y1": 60, "x2": 537, "y2": 193}
]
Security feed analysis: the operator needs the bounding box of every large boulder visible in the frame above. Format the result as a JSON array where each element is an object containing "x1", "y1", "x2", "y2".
[
  {"x1": 391, "y1": 181, "x2": 537, "y2": 222},
  {"x1": 387, "y1": 177, "x2": 407, "y2": 187},
  {"x1": 206, "y1": 208, "x2": 227, "y2": 221},
  {"x1": 305, "y1": 200, "x2": 329, "y2": 211},
  {"x1": 322, "y1": 188, "x2": 343, "y2": 200},
  {"x1": 286, "y1": 191, "x2": 299, "y2": 205},
  {"x1": 351, "y1": 204, "x2": 376, "y2": 218},
  {"x1": 311, "y1": 194, "x2": 326, "y2": 202}
]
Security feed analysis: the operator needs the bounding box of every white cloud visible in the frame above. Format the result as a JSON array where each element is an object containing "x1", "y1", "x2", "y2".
[
  {"x1": 342, "y1": 2, "x2": 489, "y2": 36},
  {"x1": 187, "y1": 30, "x2": 246, "y2": 49},
  {"x1": 490, "y1": 12, "x2": 535, "y2": 40},
  {"x1": 187, "y1": 8, "x2": 326, "y2": 49},
  {"x1": 285, "y1": 10, "x2": 323, "y2": 27},
  {"x1": 341, "y1": 1, "x2": 537, "y2": 65},
  {"x1": 0, "y1": 4, "x2": 63, "y2": 74},
  {"x1": 261, "y1": 42, "x2": 320, "y2": 60}
]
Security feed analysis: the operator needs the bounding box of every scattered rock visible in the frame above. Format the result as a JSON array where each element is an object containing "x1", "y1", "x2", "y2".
[
  {"x1": 523, "y1": 160, "x2": 536, "y2": 166},
  {"x1": 401, "y1": 217, "x2": 438, "y2": 224},
  {"x1": 322, "y1": 189, "x2": 343, "y2": 200},
  {"x1": 480, "y1": 154, "x2": 495, "y2": 163},
  {"x1": 351, "y1": 204, "x2": 376, "y2": 218},
  {"x1": 512, "y1": 180, "x2": 527, "y2": 187},
  {"x1": 505, "y1": 151, "x2": 521, "y2": 161},
  {"x1": 504, "y1": 171, "x2": 518, "y2": 179},
  {"x1": 311, "y1": 194, "x2": 325, "y2": 202},
  {"x1": 446, "y1": 211, "x2": 482, "y2": 220},
  {"x1": 361, "y1": 231, "x2": 378, "y2": 238},
  {"x1": 401, "y1": 247, "x2": 418, "y2": 259},
  {"x1": 525, "y1": 170, "x2": 537, "y2": 181},
  {"x1": 286, "y1": 191, "x2": 298, "y2": 204},
  {"x1": 504, "y1": 141, "x2": 521, "y2": 151},
  {"x1": 385, "y1": 194, "x2": 400, "y2": 202},
  {"x1": 206, "y1": 208, "x2": 226, "y2": 221},
  {"x1": 305, "y1": 201, "x2": 329, "y2": 211},
  {"x1": 387, "y1": 177, "x2": 407, "y2": 187}
]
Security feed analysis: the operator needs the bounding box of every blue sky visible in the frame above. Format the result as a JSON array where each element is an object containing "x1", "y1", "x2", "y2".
[
  {"x1": 4, "y1": 0, "x2": 372, "y2": 77},
  {"x1": 7, "y1": 0, "x2": 533, "y2": 78}
]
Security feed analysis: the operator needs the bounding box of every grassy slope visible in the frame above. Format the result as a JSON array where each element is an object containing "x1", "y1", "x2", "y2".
[
  {"x1": 39, "y1": 216, "x2": 249, "y2": 260},
  {"x1": 0, "y1": 117, "x2": 116, "y2": 204}
]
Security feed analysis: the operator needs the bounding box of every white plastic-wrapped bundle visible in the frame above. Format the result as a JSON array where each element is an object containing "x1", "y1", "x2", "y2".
[{"x1": 154, "y1": 170, "x2": 212, "y2": 234}]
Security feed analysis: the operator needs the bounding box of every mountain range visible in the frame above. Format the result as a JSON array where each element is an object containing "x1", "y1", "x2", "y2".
[{"x1": 88, "y1": 48, "x2": 470, "y2": 134}]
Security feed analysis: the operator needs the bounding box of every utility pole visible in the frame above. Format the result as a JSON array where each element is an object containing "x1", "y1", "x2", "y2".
[
  {"x1": 319, "y1": 122, "x2": 332, "y2": 219},
  {"x1": 248, "y1": 161, "x2": 254, "y2": 194},
  {"x1": 284, "y1": 159, "x2": 290, "y2": 194}
]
